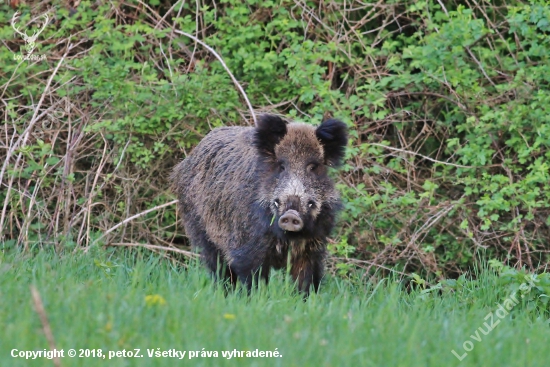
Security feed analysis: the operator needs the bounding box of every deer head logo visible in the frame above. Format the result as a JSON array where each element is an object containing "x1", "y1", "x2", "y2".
[{"x1": 11, "y1": 11, "x2": 49, "y2": 55}]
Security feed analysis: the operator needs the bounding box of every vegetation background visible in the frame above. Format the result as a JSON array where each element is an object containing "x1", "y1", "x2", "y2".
[
  {"x1": 2, "y1": 0, "x2": 550, "y2": 281},
  {"x1": 2, "y1": 1, "x2": 550, "y2": 366}
]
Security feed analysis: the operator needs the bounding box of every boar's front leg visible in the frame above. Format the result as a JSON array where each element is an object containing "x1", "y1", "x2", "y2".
[{"x1": 290, "y1": 248, "x2": 325, "y2": 296}]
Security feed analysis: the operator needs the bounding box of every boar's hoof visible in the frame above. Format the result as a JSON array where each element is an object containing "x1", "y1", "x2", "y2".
[{"x1": 278, "y1": 210, "x2": 303, "y2": 232}]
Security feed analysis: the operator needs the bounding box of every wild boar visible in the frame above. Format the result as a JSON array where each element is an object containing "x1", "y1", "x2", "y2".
[{"x1": 171, "y1": 114, "x2": 347, "y2": 295}]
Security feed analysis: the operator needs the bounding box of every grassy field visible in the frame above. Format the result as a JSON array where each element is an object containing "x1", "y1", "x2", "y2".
[{"x1": 0, "y1": 249, "x2": 548, "y2": 367}]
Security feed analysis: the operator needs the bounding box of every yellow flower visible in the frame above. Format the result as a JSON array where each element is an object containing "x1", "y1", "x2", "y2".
[
  {"x1": 223, "y1": 313, "x2": 236, "y2": 320},
  {"x1": 145, "y1": 294, "x2": 166, "y2": 306}
]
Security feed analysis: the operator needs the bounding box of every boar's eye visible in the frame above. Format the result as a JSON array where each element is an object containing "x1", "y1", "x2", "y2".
[
  {"x1": 278, "y1": 161, "x2": 285, "y2": 172},
  {"x1": 307, "y1": 163, "x2": 319, "y2": 173}
]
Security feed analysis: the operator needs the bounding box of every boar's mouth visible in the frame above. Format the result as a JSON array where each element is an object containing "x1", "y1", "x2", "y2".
[{"x1": 278, "y1": 209, "x2": 303, "y2": 232}]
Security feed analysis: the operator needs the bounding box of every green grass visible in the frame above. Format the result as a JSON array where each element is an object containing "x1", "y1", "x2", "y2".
[{"x1": 0, "y1": 249, "x2": 548, "y2": 367}]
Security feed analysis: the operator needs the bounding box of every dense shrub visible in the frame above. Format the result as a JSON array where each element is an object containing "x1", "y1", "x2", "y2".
[{"x1": 1, "y1": 0, "x2": 549, "y2": 278}]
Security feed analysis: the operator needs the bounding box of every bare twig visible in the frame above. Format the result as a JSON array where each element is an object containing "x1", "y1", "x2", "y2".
[
  {"x1": 331, "y1": 256, "x2": 408, "y2": 277},
  {"x1": 436, "y1": 0, "x2": 449, "y2": 16},
  {"x1": 107, "y1": 242, "x2": 198, "y2": 259},
  {"x1": 466, "y1": 46, "x2": 497, "y2": 88},
  {"x1": 30, "y1": 285, "x2": 62, "y2": 367},
  {"x1": 84, "y1": 132, "x2": 109, "y2": 247},
  {"x1": 0, "y1": 46, "x2": 71, "y2": 237},
  {"x1": 92, "y1": 200, "x2": 178, "y2": 246},
  {"x1": 368, "y1": 143, "x2": 482, "y2": 169},
  {"x1": 172, "y1": 29, "x2": 256, "y2": 126}
]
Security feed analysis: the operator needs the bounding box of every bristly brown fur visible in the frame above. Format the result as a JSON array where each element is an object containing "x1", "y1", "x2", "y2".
[{"x1": 171, "y1": 114, "x2": 348, "y2": 296}]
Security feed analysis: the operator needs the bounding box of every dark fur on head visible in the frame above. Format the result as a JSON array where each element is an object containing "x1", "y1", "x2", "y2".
[
  {"x1": 315, "y1": 118, "x2": 348, "y2": 166},
  {"x1": 172, "y1": 114, "x2": 348, "y2": 296},
  {"x1": 254, "y1": 114, "x2": 288, "y2": 157}
]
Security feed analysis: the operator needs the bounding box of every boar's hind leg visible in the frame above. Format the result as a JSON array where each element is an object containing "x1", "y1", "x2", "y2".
[
  {"x1": 291, "y1": 251, "x2": 325, "y2": 296},
  {"x1": 201, "y1": 238, "x2": 233, "y2": 284},
  {"x1": 184, "y1": 220, "x2": 232, "y2": 284}
]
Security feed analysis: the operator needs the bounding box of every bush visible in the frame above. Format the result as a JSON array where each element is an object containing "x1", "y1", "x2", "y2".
[{"x1": 1, "y1": 0, "x2": 549, "y2": 278}]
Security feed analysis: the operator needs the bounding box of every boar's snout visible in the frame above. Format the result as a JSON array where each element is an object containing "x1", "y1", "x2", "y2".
[{"x1": 278, "y1": 209, "x2": 303, "y2": 232}]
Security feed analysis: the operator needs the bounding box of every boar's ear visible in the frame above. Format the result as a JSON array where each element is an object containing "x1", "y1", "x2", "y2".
[
  {"x1": 254, "y1": 114, "x2": 288, "y2": 156},
  {"x1": 316, "y1": 118, "x2": 348, "y2": 166}
]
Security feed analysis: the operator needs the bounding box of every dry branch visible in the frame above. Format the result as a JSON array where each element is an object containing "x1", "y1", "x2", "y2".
[
  {"x1": 107, "y1": 242, "x2": 198, "y2": 259},
  {"x1": 172, "y1": 29, "x2": 257, "y2": 126},
  {"x1": 30, "y1": 285, "x2": 62, "y2": 367},
  {"x1": 93, "y1": 200, "x2": 178, "y2": 246}
]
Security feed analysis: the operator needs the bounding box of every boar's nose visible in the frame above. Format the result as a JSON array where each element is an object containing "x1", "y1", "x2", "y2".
[{"x1": 278, "y1": 209, "x2": 303, "y2": 232}]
